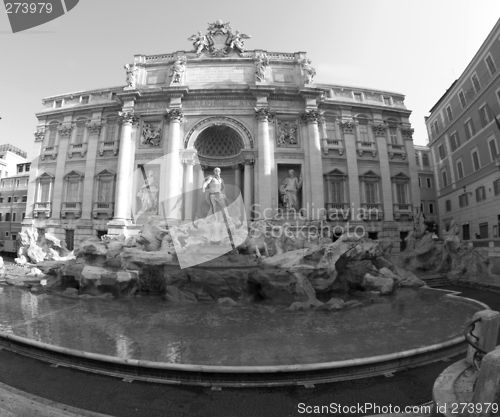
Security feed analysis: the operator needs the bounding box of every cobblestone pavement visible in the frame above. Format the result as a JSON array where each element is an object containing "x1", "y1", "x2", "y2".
[{"x1": 0, "y1": 285, "x2": 496, "y2": 417}]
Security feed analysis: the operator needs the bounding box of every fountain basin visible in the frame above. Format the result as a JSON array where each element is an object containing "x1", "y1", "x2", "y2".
[{"x1": 0, "y1": 286, "x2": 487, "y2": 386}]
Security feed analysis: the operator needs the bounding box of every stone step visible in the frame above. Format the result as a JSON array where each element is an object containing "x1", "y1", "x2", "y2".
[{"x1": 420, "y1": 275, "x2": 452, "y2": 288}]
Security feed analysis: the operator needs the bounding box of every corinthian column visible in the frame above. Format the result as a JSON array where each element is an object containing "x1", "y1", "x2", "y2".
[
  {"x1": 182, "y1": 148, "x2": 197, "y2": 221},
  {"x1": 113, "y1": 110, "x2": 138, "y2": 223},
  {"x1": 255, "y1": 107, "x2": 273, "y2": 219},
  {"x1": 302, "y1": 110, "x2": 325, "y2": 219},
  {"x1": 165, "y1": 109, "x2": 184, "y2": 223},
  {"x1": 243, "y1": 160, "x2": 253, "y2": 220}
]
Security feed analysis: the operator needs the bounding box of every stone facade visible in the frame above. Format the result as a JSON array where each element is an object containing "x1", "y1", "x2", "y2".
[
  {"x1": 23, "y1": 21, "x2": 419, "y2": 251},
  {"x1": 426, "y1": 19, "x2": 500, "y2": 242}
]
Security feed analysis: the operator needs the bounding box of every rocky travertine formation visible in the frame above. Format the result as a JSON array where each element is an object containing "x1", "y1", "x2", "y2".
[
  {"x1": 15, "y1": 229, "x2": 74, "y2": 265},
  {"x1": 31, "y1": 220, "x2": 424, "y2": 309}
]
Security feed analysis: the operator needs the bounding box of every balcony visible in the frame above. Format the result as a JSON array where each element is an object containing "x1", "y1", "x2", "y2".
[
  {"x1": 356, "y1": 141, "x2": 377, "y2": 157},
  {"x1": 99, "y1": 141, "x2": 118, "y2": 156},
  {"x1": 92, "y1": 202, "x2": 114, "y2": 219},
  {"x1": 40, "y1": 145, "x2": 58, "y2": 161},
  {"x1": 325, "y1": 202, "x2": 349, "y2": 220},
  {"x1": 393, "y1": 203, "x2": 413, "y2": 220},
  {"x1": 34, "y1": 202, "x2": 51, "y2": 217},
  {"x1": 388, "y1": 143, "x2": 406, "y2": 160},
  {"x1": 61, "y1": 202, "x2": 82, "y2": 218},
  {"x1": 68, "y1": 143, "x2": 87, "y2": 158},
  {"x1": 360, "y1": 203, "x2": 383, "y2": 221},
  {"x1": 321, "y1": 139, "x2": 344, "y2": 155}
]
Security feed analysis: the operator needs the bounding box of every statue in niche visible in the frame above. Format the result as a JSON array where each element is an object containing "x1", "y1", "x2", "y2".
[
  {"x1": 170, "y1": 56, "x2": 187, "y2": 84},
  {"x1": 255, "y1": 54, "x2": 269, "y2": 82},
  {"x1": 141, "y1": 123, "x2": 162, "y2": 147},
  {"x1": 124, "y1": 63, "x2": 138, "y2": 89},
  {"x1": 188, "y1": 31, "x2": 209, "y2": 56},
  {"x1": 279, "y1": 169, "x2": 303, "y2": 212},
  {"x1": 300, "y1": 59, "x2": 316, "y2": 84},
  {"x1": 227, "y1": 30, "x2": 250, "y2": 53},
  {"x1": 137, "y1": 171, "x2": 159, "y2": 214},
  {"x1": 277, "y1": 121, "x2": 298, "y2": 147}
]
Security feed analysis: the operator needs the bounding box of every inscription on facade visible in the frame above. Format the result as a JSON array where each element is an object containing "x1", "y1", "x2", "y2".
[
  {"x1": 184, "y1": 99, "x2": 254, "y2": 108},
  {"x1": 186, "y1": 66, "x2": 253, "y2": 83},
  {"x1": 136, "y1": 102, "x2": 168, "y2": 110},
  {"x1": 147, "y1": 70, "x2": 168, "y2": 85}
]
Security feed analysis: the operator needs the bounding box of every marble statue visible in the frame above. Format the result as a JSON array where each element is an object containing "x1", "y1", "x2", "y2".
[
  {"x1": 202, "y1": 167, "x2": 228, "y2": 223},
  {"x1": 124, "y1": 63, "x2": 138, "y2": 89},
  {"x1": 300, "y1": 59, "x2": 316, "y2": 84},
  {"x1": 137, "y1": 171, "x2": 159, "y2": 214},
  {"x1": 188, "y1": 31, "x2": 209, "y2": 56},
  {"x1": 255, "y1": 54, "x2": 269, "y2": 82},
  {"x1": 227, "y1": 30, "x2": 250, "y2": 53},
  {"x1": 170, "y1": 56, "x2": 187, "y2": 84},
  {"x1": 279, "y1": 170, "x2": 303, "y2": 212},
  {"x1": 141, "y1": 123, "x2": 161, "y2": 147}
]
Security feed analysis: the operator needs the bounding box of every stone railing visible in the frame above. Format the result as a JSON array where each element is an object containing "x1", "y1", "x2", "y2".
[
  {"x1": 356, "y1": 141, "x2": 377, "y2": 157},
  {"x1": 321, "y1": 139, "x2": 344, "y2": 155},
  {"x1": 34, "y1": 202, "x2": 51, "y2": 217},
  {"x1": 92, "y1": 202, "x2": 114, "y2": 219},
  {"x1": 393, "y1": 203, "x2": 413, "y2": 220},
  {"x1": 388, "y1": 143, "x2": 406, "y2": 160},
  {"x1": 360, "y1": 203, "x2": 383, "y2": 221},
  {"x1": 41, "y1": 145, "x2": 58, "y2": 161},
  {"x1": 61, "y1": 202, "x2": 82, "y2": 218}
]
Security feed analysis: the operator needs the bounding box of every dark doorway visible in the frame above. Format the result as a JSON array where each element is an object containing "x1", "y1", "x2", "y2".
[
  {"x1": 479, "y1": 223, "x2": 489, "y2": 239},
  {"x1": 65, "y1": 229, "x2": 74, "y2": 251},
  {"x1": 368, "y1": 232, "x2": 378, "y2": 240},
  {"x1": 97, "y1": 230, "x2": 107, "y2": 239},
  {"x1": 462, "y1": 224, "x2": 470, "y2": 241},
  {"x1": 400, "y1": 231, "x2": 408, "y2": 252}
]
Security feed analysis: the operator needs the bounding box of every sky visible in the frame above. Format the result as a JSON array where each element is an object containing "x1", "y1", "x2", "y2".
[{"x1": 0, "y1": 0, "x2": 499, "y2": 160}]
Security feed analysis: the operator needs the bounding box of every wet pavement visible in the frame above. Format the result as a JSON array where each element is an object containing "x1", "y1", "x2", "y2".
[{"x1": 0, "y1": 285, "x2": 497, "y2": 417}]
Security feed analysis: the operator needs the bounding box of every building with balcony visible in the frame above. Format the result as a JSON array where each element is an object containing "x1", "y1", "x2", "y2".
[
  {"x1": 0, "y1": 162, "x2": 30, "y2": 252},
  {"x1": 24, "y1": 21, "x2": 420, "y2": 251},
  {"x1": 0, "y1": 144, "x2": 28, "y2": 179},
  {"x1": 426, "y1": 18, "x2": 500, "y2": 241}
]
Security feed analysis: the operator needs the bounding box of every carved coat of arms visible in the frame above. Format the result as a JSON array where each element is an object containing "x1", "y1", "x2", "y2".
[{"x1": 188, "y1": 20, "x2": 251, "y2": 57}]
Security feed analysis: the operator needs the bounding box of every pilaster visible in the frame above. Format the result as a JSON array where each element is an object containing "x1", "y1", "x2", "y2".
[
  {"x1": 255, "y1": 107, "x2": 273, "y2": 219},
  {"x1": 51, "y1": 118, "x2": 73, "y2": 219},
  {"x1": 402, "y1": 128, "x2": 420, "y2": 209},
  {"x1": 80, "y1": 117, "x2": 102, "y2": 220},
  {"x1": 373, "y1": 124, "x2": 394, "y2": 221},
  {"x1": 23, "y1": 127, "x2": 45, "y2": 225},
  {"x1": 340, "y1": 121, "x2": 361, "y2": 220},
  {"x1": 164, "y1": 108, "x2": 184, "y2": 223}
]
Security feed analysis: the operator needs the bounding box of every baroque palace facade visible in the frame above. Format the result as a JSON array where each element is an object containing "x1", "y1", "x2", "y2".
[{"x1": 24, "y1": 21, "x2": 419, "y2": 250}]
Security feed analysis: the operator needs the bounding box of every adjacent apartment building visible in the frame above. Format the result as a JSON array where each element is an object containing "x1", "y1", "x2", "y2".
[
  {"x1": 426, "y1": 18, "x2": 500, "y2": 240},
  {"x1": 0, "y1": 161, "x2": 30, "y2": 253},
  {"x1": 415, "y1": 144, "x2": 438, "y2": 233}
]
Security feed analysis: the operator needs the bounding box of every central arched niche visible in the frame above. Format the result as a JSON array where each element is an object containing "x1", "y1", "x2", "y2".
[{"x1": 194, "y1": 125, "x2": 244, "y2": 157}]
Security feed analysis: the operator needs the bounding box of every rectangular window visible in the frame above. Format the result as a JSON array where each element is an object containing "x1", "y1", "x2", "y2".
[
  {"x1": 446, "y1": 105, "x2": 453, "y2": 122},
  {"x1": 13, "y1": 196, "x2": 17, "y2": 203},
  {"x1": 5, "y1": 213, "x2": 10, "y2": 222},
  {"x1": 5, "y1": 231, "x2": 9, "y2": 237},
  {"x1": 464, "y1": 119, "x2": 476, "y2": 140},
  {"x1": 48, "y1": 125, "x2": 57, "y2": 147},
  {"x1": 389, "y1": 127, "x2": 398, "y2": 144},
  {"x1": 106, "y1": 121, "x2": 116, "y2": 141},
  {"x1": 81, "y1": 96, "x2": 89, "y2": 104},
  {"x1": 326, "y1": 122, "x2": 337, "y2": 140},
  {"x1": 365, "y1": 182, "x2": 376, "y2": 204},
  {"x1": 472, "y1": 150, "x2": 481, "y2": 171},
  {"x1": 476, "y1": 186, "x2": 486, "y2": 202},
  {"x1": 22, "y1": 212, "x2": 25, "y2": 220},
  {"x1": 354, "y1": 92, "x2": 362, "y2": 101},
  {"x1": 55, "y1": 100, "x2": 62, "y2": 108},
  {"x1": 358, "y1": 124, "x2": 369, "y2": 142},
  {"x1": 15, "y1": 180, "x2": 19, "y2": 187},
  {"x1": 457, "y1": 160, "x2": 464, "y2": 179},
  {"x1": 0, "y1": 213, "x2": 2, "y2": 221},
  {"x1": 442, "y1": 170, "x2": 448, "y2": 187},
  {"x1": 438, "y1": 144, "x2": 445, "y2": 159},
  {"x1": 22, "y1": 195, "x2": 27, "y2": 203},
  {"x1": 459, "y1": 91, "x2": 467, "y2": 108},
  {"x1": 479, "y1": 222, "x2": 489, "y2": 239},
  {"x1": 418, "y1": 177, "x2": 422, "y2": 187},
  {"x1": 329, "y1": 181, "x2": 343, "y2": 203},
  {"x1": 494, "y1": 178, "x2": 500, "y2": 195},
  {"x1": 25, "y1": 164, "x2": 30, "y2": 172},
  {"x1": 396, "y1": 183, "x2": 406, "y2": 204},
  {"x1": 17, "y1": 165, "x2": 23, "y2": 173},
  {"x1": 445, "y1": 200, "x2": 452, "y2": 212},
  {"x1": 383, "y1": 96, "x2": 391, "y2": 105},
  {"x1": 486, "y1": 55, "x2": 497, "y2": 75},
  {"x1": 433, "y1": 120, "x2": 440, "y2": 135},
  {"x1": 472, "y1": 74, "x2": 481, "y2": 93},
  {"x1": 459, "y1": 193, "x2": 469, "y2": 207},
  {"x1": 40, "y1": 183, "x2": 50, "y2": 202},
  {"x1": 479, "y1": 105, "x2": 492, "y2": 128},
  {"x1": 450, "y1": 132, "x2": 460, "y2": 151},
  {"x1": 11, "y1": 233, "x2": 16, "y2": 241},
  {"x1": 429, "y1": 203, "x2": 434, "y2": 214},
  {"x1": 75, "y1": 122, "x2": 85, "y2": 144},
  {"x1": 12, "y1": 213, "x2": 16, "y2": 222},
  {"x1": 427, "y1": 177, "x2": 432, "y2": 188},
  {"x1": 489, "y1": 138, "x2": 499, "y2": 160},
  {"x1": 7, "y1": 197, "x2": 11, "y2": 203},
  {"x1": 0, "y1": 197, "x2": 2, "y2": 203},
  {"x1": 423, "y1": 154, "x2": 430, "y2": 166}
]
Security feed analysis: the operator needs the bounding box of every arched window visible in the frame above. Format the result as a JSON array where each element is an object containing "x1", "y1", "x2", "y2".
[
  {"x1": 74, "y1": 118, "x2": 87, "y2": 144},
  {"x1": 422, "y1": 153, "x2": 430, "y2": 166},
  {"x1": 356, "y1": 114, "x2": 371, "y2": 143},
  {"x1": 415, "y1": 152, "x2": 419, "y2": 166},
  {"x1": 93, "y1": 169, "x2": 116, "y2": 219}
]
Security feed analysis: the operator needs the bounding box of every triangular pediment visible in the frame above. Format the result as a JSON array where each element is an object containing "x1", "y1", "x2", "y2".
[
  {"x1": 392, "y1": 172, "x2": 410, "y2": 180},
  {"x1": 360, "y1": 170, "x2": 379, "y2": 178},
  {"x1": 324, "y1": 168, "x2": 346, "y2": 177},
  {"x1": 38, "y1": 172, "x2": 55, "y2": 179},
  {"x1": 96, "y1": 169, "x2": 116, "y2": 177},
  {"x1": 64, "y1": 170, "x2": 84, "y2": 179}
]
